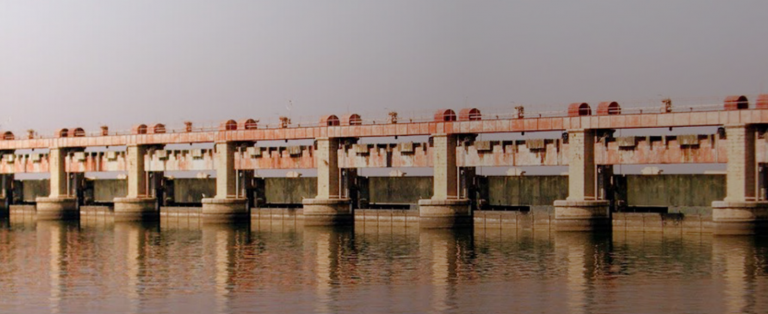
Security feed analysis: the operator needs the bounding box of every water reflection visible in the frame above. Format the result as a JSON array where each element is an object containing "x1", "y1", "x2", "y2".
[
  {"x1": 113, "y1": 222, "x2": 159, "y2": 314},
  {"x1": 418, "y1": 229, "x2": 473, "y2": 314},
  {"x1": 712, "y1": 236, "x2": 768, "y2": 314},
  {"x1": 302, "y1": 226, "x2": 355, "y2": 314},
  {"x1": 554, "y1": 233, "x2": 612, "y2": 314},
  {"x1": 1, "y1": 214, "x2": 768, "y2": 314},
  {"x1": 202, "y1": 223, "x2": 250, "y2": 314},
  {"x1": 37, "y1": 221, "x2": 67, "y2": 314}
]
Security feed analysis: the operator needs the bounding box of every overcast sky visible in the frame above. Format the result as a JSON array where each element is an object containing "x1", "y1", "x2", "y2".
[{"x1": 1, "y1": 0, "x2": 767, "y2": 135}]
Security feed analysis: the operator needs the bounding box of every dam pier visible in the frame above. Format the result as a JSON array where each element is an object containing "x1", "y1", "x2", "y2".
[{"x1": 3, "y1": 95, "x2": 768, "y2": 234}]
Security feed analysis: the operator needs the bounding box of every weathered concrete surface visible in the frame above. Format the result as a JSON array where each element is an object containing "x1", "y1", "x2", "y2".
[
  {"x1": 368, "y1": 177, "x2": 432, "y2": 204},
  {"x1": 114, "y1": 197, "x2": 157, "y2": 222},
  {"x1": 201, "y1": 198, "x2": 248, "y2": 223},
  {"x1": 554, "y1": 200, "x2": 611, "y2": 231},
  {"x1": 265, "y1": 177, "x2": 316, "y2": 204},
  {"x1": 487, "y1": 176, "x2": 567, "y2": 209},
  {"x1": 94, "y1": 179, "x2": 127, "y2": 202},
  {"x1": 302, "y1": 198, "x2": 352, "y2": 226},
  {"x1": 23, "y1": 179, "x2": 50, "y2": 202},
  {"x1": 418, "y1": 199, "x2": 471, "y2": 229},
  {"x1": 624, "y1": 175, "x2": 724, "y2": 213},
  {"x1": 711, "y1": 201, "x2": 768, "y2": 235},
  {"x1": 35, "y1": 197, "x2": 78, "y2": 220},
  {"x1": 16, "y1": 174, "x2": 731, "y2": 213},
  {"x1": 174, "y1": 178, "x2": 215, "y2": 204}
]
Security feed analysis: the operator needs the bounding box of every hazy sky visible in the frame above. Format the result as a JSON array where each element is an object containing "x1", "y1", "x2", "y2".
[{"x1": 1, "y1": 0, "x2": 767, "y2": 135}]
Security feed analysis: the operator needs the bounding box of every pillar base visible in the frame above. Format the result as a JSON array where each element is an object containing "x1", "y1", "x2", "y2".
[
  {"x1": 35, "y1": 197, "x2": 79, "y2": 220},
  {"x1": 202, "y1": 198, "x2": 248, "y2": 223},
  {"x1": 418, "y1": 199, "x2": 471, "y2": 229},
  {"x1": 554, "y1": 200, "x2": 611, "y2": 232},
  {"x1": 302, "y1": 198, "x2": 352, "y2": 226},
  {"x1": 114, "y1": 197, "x2": 158, "y2": 222},
  {"x1": 712, "y1": 201, "x2": 768, "y2": 235}
]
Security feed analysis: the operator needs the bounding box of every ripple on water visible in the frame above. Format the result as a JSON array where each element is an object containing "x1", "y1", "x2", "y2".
[{"x1": 0, "y1": 220, "x2": 766, "y2": 313}]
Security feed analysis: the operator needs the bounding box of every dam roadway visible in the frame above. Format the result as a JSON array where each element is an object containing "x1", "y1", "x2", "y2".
[{"x1": 1, "y1": 95, "x2": 768, "y2": 234}]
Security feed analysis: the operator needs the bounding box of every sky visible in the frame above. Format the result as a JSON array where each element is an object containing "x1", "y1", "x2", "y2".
[{"x1": 1, "y1": 0, "x2": 768, "y2": 136}]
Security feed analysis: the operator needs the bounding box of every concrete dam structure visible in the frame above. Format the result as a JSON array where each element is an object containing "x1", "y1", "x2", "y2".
[{"x1": 2, "y1": 95, "x2": 768, "y2": 234}]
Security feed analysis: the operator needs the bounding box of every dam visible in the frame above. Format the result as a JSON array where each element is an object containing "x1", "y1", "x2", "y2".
[{"x1": 2, "y1": 95, "x2": 768, "y2": 234}]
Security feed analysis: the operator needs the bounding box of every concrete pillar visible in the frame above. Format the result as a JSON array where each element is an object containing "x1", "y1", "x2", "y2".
[
  {"x1": 418, "y1": 134, "x2": 471, "y2": 228},
  {"x1": 302, "y1": 138, "x2": 352, "y2": 226},
  {"x1": 215, "y1": 142, "x2": 237, "y2": 199},
  {"x1": 114, "y1": 145, "x2": 158, "y2": 222},
  {"x1": 712, "y1": 124, "x2": 768, "y2": 234},
  {"x1": 36, "y1": 148, "x2": 78, "y2": 220},
  {"x1": 724, "y1": 125, "x2": 757, "y2": 202},
  {"x1": 202, "y1": 142, "x2": 247, "y2": 223},
  {"x1": 0, "y1": 174, "x2": 12, "y2": 216},
  {"x1": 554, "y1": 129, "x2": 610, "y2": 231}
]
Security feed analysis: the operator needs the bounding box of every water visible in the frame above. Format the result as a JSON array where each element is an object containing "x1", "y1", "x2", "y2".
[{"x1": 0, "y1": 217, "x2": 766, "y2": 314}]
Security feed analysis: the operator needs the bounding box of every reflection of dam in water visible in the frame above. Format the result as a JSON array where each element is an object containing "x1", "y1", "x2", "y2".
[{"x1": 0, "y1": 218, "x2": 766, "y2": 313}]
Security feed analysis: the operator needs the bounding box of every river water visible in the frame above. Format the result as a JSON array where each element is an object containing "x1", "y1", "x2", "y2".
[{"x1": 0, "y1": 217, "x2": 766, "y2": 314}]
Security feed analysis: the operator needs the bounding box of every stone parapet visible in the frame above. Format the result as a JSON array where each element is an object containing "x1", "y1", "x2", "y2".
[
  {"x1": 302, "y1": 198, "x2": 352, "y2": 226},
  {"x1": 202, "y1": 198, "x2": 248, "y2": 223},
  {"x1": 712, "y1": 201, "x2": 768, "y2": 235},
  {"x1": 418, "y1": 198, "x2": 471, "y2": 229},
  {"x1": 35, "y1": 196, "x2": 79, "y2": 220},
  {"x1": 554, "y1": 200, "x2": 610, "y2": 232},
  {"x1": 114, "y1": 197, "x2": 157, "y2": 222}
]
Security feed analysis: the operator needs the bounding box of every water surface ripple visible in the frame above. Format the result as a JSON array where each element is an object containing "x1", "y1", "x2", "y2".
[{"x1": 0, "y1": 218, "x2": 766, "y2": 313}]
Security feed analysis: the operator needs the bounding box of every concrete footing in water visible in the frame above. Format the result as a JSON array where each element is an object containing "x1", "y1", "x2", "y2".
[
  {"x1": 711, "y1": 201, "x2": 768, "y2": 235},
  {"x1": 9, "y1": 200, "x2": 767, "y2": 235},
  {"x1": 417, "y1": 199, "x2": 471, "y2": 229},
  {"x1": 302, "y1": 198, "x2": 352, "y2": 226},
  {"x1": 35, "y1": 197, "x2": 79, "y2": 220},
  {"x1": 114, "y1": 197, "x2": 158, "y2": 222},
  {"x1": 554, "y1": 200, "x2": 611, "y2": 232},
  {"x1": 201, "y1": 198, "x2": 248, "y2": 223}
]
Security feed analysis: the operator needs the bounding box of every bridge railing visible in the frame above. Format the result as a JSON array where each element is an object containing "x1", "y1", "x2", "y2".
[{"x1": 9, "y1": 95, "x2": 764, "y2": 140}]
